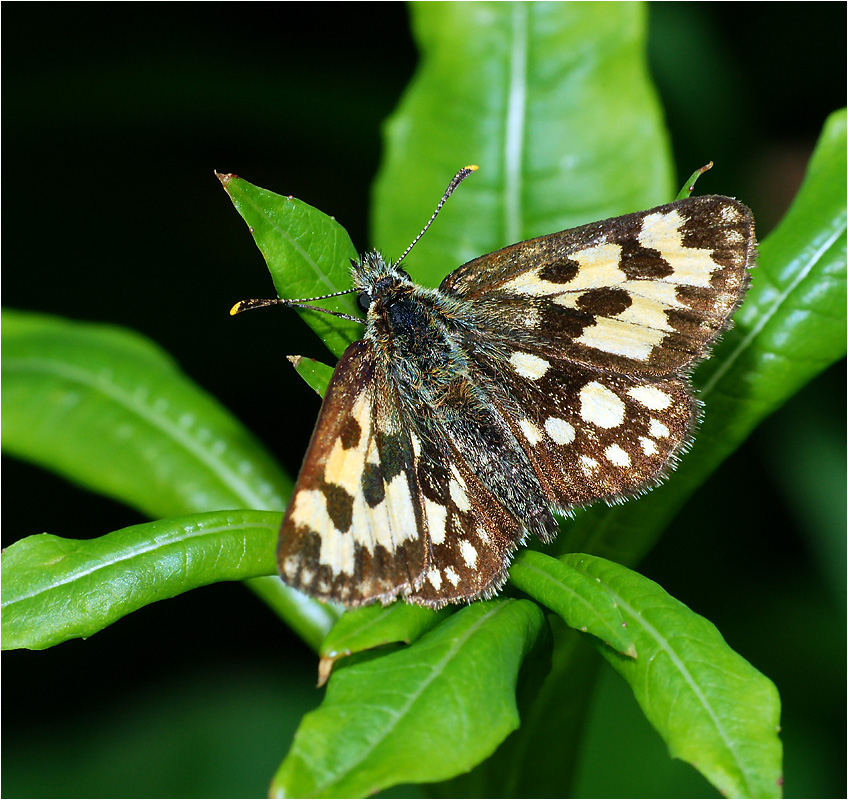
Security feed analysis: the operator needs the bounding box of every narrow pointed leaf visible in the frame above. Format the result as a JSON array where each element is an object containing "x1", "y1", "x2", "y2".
[
  {"x1": 1, "y1": 310, "x2": 340, "y2": 647},
  {"x1": 1, "y1": 510, "x2": 281, "y2": 650},
  {"x1": 219, "y1": 172, "x2": 362, "y2": 357},
  {"x1": 287, "y1": 354, "x2": 335, "y2": 397},
  {"x1": 272, "y1": 599, "x2": 544, "y2": 798},
  {"x1": 374, "y1": 2, "x2": 673, "y2": 286},
  {"x1": 318, "y1": 604, "x2": 452, "y2": 684},
  {"x1": 566, "y1": 554, "x2": 782, "y2": 798},
  {"x1": 508, "y1": 550, "x2": 635, "y2": 656},
  {"x1": 2, "y1": 310, "x2": 289, "y2": 517}
]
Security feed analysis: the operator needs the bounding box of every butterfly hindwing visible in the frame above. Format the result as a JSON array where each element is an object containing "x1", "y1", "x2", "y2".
[
  {"x1": 405, "y1": 428, "x2": 527, "y2": 607},
  {"x1": 466, "y1": 346, "x2": 696, "y2": 509}
]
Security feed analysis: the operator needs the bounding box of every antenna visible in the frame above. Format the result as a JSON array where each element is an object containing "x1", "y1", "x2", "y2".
[
  {"x1": 230, "y1": 287, "x2": 361, "y2": 322},
  {"x1": 230, "y1": 165, "x2": 478, "y2": 321},
  {"x1": 394, "y1": 165, "x2": 478, "y2": 267}
]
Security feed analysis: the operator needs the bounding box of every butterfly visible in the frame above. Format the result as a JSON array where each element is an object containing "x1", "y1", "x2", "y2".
[{"x1": 232, "y1": 166, "x2": 755, "y2": 608}]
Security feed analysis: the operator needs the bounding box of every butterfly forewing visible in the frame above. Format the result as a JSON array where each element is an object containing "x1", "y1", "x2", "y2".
[
  {"x1": 441, "y1": 196, "x2": 755, "y2": 379},
  {"x1": 278, "y1": 340, "x2": 428, "y2": 605}
]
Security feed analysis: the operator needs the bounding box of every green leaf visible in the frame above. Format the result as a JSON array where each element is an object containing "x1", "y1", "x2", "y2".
[
  {"x1": 219, "y1": 172, "x2": 362, "y2": 358},
  {"x1": 2, "y1": 310, "x2": 289, "y2": 518},
  {"x1": 675, "y1": 161, "x2": 714, "y2": 200},
  {"x1": 368, "y1": 5, "x2": 678, "y2": 796},
  {"x1": 373, "y1": 2, "x2": 673, "y2": 287},
  {"x1": 1, "y1": 310, "x2": 340, "y2": 648},
  {"x1": 508, "y1": 550, "x2": 635, "y2": 656},
  {"x1": 565, "y1": 554, "x2": 782, "y2": 798},
  {"x1": 318, "y1": 603, "x2": 452, "y2": 683},
  {"x1": 271, "y1": 599, "x2": 544, "y2": 798},
  {"x1": 499, "y1": 108, "x2": 842, "y2": 797},
  {"x1": 287, "y1": 354, "x2": 335, "y2": 398},
  {"x1": 1, "y1": 510, "x2": 280, "y2": 650},
  {"x1": 564, "y1": 107, "x2": 847, "y2": 565}
]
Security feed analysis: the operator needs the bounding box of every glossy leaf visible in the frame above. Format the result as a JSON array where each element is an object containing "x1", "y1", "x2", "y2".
[
  {"x1": 318, "y1": 603, "x2": 452, "y2": 685},
  {"x1": 373, "y1": 2, "x2": 673, "y2": 287},
  {"x1": 498, "y1": 109, "x2": 843, "y2": 797},
  {"x1": 288, "y1": 354, "x2": 335, "y2": 397},
  {"x1": 2, "y1": 310, "x2": 289, "y2": 518},
  {"x1": 219, "y1": 172, "x2": 362, "y2": 358},
  {"x1": 1, "y1": 310, "x2": 340, "y2": 648},
  {"x1": 563, "y1": 107, "x2": 847, "y2": 565},
  {"x1": 509, "y1": 550, "x2": 635, "y2": 656},
  {"x1": 565, "y1": 554, "x2": 783, "y2": 798},
  {"x1": 271, "y1": 600, "x2": 544, "y2": 798},
  {"x1": 1, "y1": 510, "x2": 280, "y2": 650}
]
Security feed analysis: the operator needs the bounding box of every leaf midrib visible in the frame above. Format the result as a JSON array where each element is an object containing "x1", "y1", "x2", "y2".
[
  {"x1": 2, "y1": 518, "x2": 276, "y2": 608},
  {"x1": 4, "y1": 357, "x2": 281, "y2": 511},
  {"x1": 309, "y1": 602, "x2": 517, "y2": 794}
]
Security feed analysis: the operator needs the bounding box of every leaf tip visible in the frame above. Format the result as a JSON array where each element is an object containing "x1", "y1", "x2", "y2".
[
  {"x1": 317, "y1": 655, "x2": 336, "y2": 687},
  {"x1": 215, "y1": 170, "x2": 238, "y2": 187}
]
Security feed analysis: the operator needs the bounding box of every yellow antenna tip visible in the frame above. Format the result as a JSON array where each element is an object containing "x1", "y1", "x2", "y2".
[
  {"x1": 230, "y1": 301, "x2": 245, "y2": 316},
  {"x1": 465, "y1": 164, "x2": 479, "y2": 171}
]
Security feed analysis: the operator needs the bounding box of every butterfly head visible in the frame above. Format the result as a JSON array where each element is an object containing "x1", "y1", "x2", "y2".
[{"x1": 351, "y1": 250, "x2": 413, "y2": 314}]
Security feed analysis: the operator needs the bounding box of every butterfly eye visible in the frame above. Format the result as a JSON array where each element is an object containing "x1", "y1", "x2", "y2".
[{"x1": 357, "y1": 291, "x2": 372, "y2": 312}]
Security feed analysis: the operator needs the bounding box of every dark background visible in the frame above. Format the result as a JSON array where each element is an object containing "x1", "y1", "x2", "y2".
[{"x1": 3, "y1": 4, "x2": 845, "y2": 797}]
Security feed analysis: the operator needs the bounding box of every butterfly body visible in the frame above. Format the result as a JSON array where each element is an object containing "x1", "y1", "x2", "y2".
[{"x1": 275, "y1": 192, "x2": 756, "y2": 608}]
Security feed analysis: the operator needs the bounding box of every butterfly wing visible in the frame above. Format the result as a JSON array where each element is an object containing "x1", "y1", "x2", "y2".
[
  {"x1": 278, "y1": 339, "x2": 430, "y2": 606},
  {"x1": 441, "y1": 196, "x2": 755, "y2": 378},
  {"x1": 470, "y1": 351, "x2": 695, "y2": 509},
  {"x1": 439, "y1": 196, "x2": 753, "y2": 512},
  {"x1": 403, "y1": 428, "x2": 527, "y2": 607}
]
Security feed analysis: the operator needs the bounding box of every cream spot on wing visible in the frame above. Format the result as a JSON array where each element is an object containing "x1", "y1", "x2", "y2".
[
  {"x1": 614, "y1": 292, "x2": 674, "y2": 333},
  {"x1": 604, "y1": 443, "x2": 631, "y2": 467},
  {"x1": 424, "y1": 497, "x2": 447, "y2": 545},
  {"x1": 522, "y1": 306, "x2": 541, "y2": 328},
  {"x1": 725, "y1": 228, "x2": 744, "y2": 244},
  {"x1": 323, "y1": 392, "x2": 371, "y2": 495},
  {"x1": 519, "y1": 418, "x2": 542, "y2": 445},
  {"x1": 719, "y1": 203, "x2": 743, "y2": 223},
  {"x1": 575, "y1": 316, "x2": 666, "y2": 360},
  {"x1": 510, "y1": 351, "x2": 550, "y2": 380},
  {"x1": 449, "y1": 477, "x2": 471, "y2": 513},
  {"x1": 459, "y1": 539, "x2": 478, "y2": 568},
  {"x1": 639, "y1": 436, "x2": 658, "y2": 456},
  {"x1": 298, "y1": 567, "x2": 314, "y2": 586},
  {"x1": 649, "y1": 418, "x2": 670, "y2": 438},
  {"x1": 476, "y1": 524, "x2": 491, "y2": 545},
  {"x1": 566, "y1": 242, "x2": 627, "y2": 289},
  {"x1": 580, "y1": 382, "x2": 626, "y2": 428},
  {"x1": 628, "y1": 385, "x2": 672, "y2": 410},
  {"x1": 580, "y1": 455, "x2": 599, "y2": 475},
  {"x1": 502, "y1": 242, "x2": 624, "y2": 295},
  {"x1": 444, "y1": 566, "x2": 460, "y2": 587},
  {"x1": 354, "y1": 473, "x2": 406, "y2": 556},
  {"x1": 288, "y1": 490, "x2": 356, "y2": 575},
  {"x1": 622, "y1": 278, "x2": 684, "y2": 307},
  {"x1": 544, "y1": 417, "x2": 575, "y2": 445},
  {"x1": 639, "y1": 210, "x2": 719, "y2": 288},
  {"x1": 427, "y1": 568, "x2": 443, "y2": 590}
]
